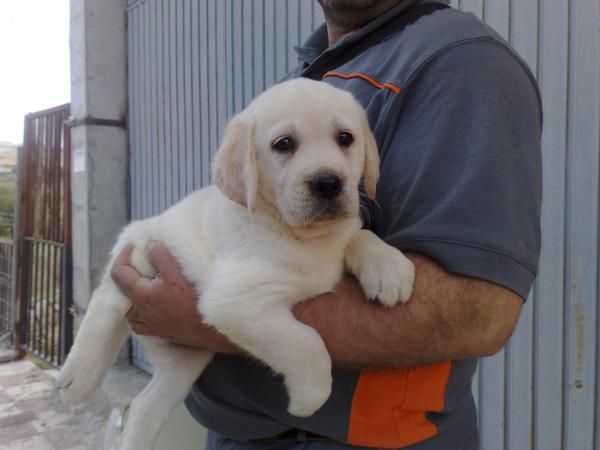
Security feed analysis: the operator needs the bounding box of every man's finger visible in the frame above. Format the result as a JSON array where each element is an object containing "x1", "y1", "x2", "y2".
[
  {"x1": 125, "y1": 305, "x2": 140, "y2": 321},
  {"x1": 129, "y1": 320, "x2": 152, "y2": 336},
  {"x1": 145, "y1": 241, "x2": 184, "y2": 281},
  {"x1": 111, "y1": 245, "x2": 152, "y2": 299}
]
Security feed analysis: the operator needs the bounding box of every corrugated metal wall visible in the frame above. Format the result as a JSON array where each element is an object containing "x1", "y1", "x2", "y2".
[
  {"x1": 127, "y1": 0, "x2": 324, "y2": 216},
  {"x1": 126, "y1": 1, "x2": 600, "y2": 449}
]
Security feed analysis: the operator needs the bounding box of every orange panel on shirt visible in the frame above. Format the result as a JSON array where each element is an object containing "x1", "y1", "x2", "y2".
[{"x1": 347, "y1": 361, "x2": 452, "y2": 449}]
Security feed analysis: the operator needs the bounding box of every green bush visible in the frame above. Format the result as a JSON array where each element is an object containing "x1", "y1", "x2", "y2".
[{"x1": 0, "y1": 184, "x2": 15, "y2": 239}]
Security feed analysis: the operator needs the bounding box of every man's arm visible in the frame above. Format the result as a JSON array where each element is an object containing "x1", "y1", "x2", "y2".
[
  {"x1": 112, "y1": 242, "x2": 522, "y2": 369},
  {"x1": 295, "y1": 252, "x2": 522, "y2": 368}
]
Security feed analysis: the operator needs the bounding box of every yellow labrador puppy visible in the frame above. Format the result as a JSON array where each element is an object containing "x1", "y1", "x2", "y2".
[{"x1": 57, "y1": 78, "x2": 415, "y2": 450}]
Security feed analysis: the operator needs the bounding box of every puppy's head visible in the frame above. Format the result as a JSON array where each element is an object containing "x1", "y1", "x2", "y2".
[{"x1": 213, "y1": 78, "x2": 379, "y2": 228}]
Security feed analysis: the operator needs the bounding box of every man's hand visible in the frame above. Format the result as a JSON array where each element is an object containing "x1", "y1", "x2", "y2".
[{"x1": 110, "y1": 242, "x2": 239, "y2": 354}]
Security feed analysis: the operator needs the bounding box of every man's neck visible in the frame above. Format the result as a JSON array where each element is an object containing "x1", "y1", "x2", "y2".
[
  {"x1": 321, "y1": 0, "x2": 405, "y2": 46},
  {"x1": 325, "y1": 22, "x2": 357, "y2": 46}
]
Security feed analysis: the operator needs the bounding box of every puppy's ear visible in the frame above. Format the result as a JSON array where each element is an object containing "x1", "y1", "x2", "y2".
[
  {"x1": 362, "y1": 122, "x2": 380, "y2": 199},
  {"x1": 212, "y1": 111, "x2": 258, "y2": 212}
]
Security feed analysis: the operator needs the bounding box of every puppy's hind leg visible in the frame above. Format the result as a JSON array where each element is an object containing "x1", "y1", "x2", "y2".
[
  {"x1": 58, "y1": 220, "x2": 157, "y2": 404},
  {"x1": 118, "y1": 338, "x2": 213, "y2": 450},
  {"x1": 58, "y1": 277, "x2": 131, "y2": 404}
]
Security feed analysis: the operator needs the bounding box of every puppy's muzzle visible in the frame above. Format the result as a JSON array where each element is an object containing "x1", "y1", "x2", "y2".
[{"x1": 308, "y1": 173, "x2": 344, "y2": 200}]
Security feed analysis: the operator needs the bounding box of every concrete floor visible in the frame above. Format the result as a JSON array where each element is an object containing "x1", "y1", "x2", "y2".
[
  {"x1": 0, "y1": 345, "x2": 109, "y2": 450},
  {"x1": 0, "y1": 343, "x2": 208, "y2": 450}
]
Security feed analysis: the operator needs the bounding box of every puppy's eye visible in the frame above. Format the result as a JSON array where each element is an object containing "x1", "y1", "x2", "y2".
[
  {"x1": 272, "y1": 136, "x2": 295, "y2": 153},
  {"x1": 338, "y1": 131, "x2": 354, "y2": 147}
]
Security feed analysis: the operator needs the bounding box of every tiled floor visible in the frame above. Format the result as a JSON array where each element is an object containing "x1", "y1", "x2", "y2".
[{"x1": 0, "y1": 347, "x2": 108, "y2": 450}]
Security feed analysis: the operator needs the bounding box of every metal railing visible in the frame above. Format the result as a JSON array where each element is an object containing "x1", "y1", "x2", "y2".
[
  {"x1": 19, "y1": 239, "x2": 71, "y2": 364},
  {"x1": 0, "y1": 240, "x2": 13, "y2": 342}
]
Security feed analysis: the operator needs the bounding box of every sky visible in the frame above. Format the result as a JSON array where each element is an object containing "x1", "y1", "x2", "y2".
[{"x1": 0, "y1": 0, "x2": 70, "y2": 145}]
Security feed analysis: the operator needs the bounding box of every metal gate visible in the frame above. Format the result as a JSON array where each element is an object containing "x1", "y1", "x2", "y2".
[
  {"x1": 0, "y1": 150, "x2": 17, "y2": 345},
  {"x1": 0, "y1": 240, "x2": 14, "y2": 342},
  {"x1": 16, "y1": 104, "x2": 73, "y2": 367}
]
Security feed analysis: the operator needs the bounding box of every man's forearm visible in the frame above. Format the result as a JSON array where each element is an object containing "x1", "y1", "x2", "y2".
[{"x1": 293, "y1": 252, "x2": 523, "y2": 369}]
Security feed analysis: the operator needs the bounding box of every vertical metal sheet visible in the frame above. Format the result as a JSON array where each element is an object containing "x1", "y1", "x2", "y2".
[
  {"x1": 126, "y1": 1, "x2": 600, "y2": 448},
  {"x1": 255, "y1": 2, "x2": 264, "y2": 100},
  {"x1": 148, "y1": 0, "x2": 158, "y2": 216},
  {"x1": 503, "y1": 2, "x2": 539, "y2": 448},
  {"x1": 157, "y1": 0, "x2": 168, "y2": 212},
  {"x1": 534, "y1": 0, "x2": 569, "y2": 446},
  {"x1": 478, "y1": 350, "x2": 506, "y2": 449},
  {"x1": 183, "y1": 0, "x2": 194, "y2": 195},
  {"x1": 563, "y1": 0, "x2": 599, "y2": 448},
  {"x1": 460, "y1": 0, "x2": 483, "y2": 19},
  {"x1": 535, "y1": 0, "x2": 569, "y2": 447},
  {"x1": 216, "y1": 0, "x2": 228, "y2": 157},
  {"x1": 483, "y1": 0, "x2": 509, "y2": 40}
]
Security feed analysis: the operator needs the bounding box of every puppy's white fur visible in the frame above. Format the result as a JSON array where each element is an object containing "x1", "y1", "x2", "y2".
[{"x1": 58, "y1": 79, "x2": 415, "y2": 450}]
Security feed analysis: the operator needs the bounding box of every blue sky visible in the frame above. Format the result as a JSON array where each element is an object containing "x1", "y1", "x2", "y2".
[{"x1": 0, "y1": 0, "x2": 70, "y2": 144}]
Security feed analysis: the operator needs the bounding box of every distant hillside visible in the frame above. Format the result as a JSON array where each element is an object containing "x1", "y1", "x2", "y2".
[
  {"x1": 0, "y1": 143, "x2": 17, "y2": 167},
  {"x1": 0, "y1": 143, "x2": 17, "y2": 238}
]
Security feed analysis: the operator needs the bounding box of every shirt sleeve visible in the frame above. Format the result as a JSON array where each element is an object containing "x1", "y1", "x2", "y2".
[{"x1": 375, "y1": 39, "x2": 543, "y2": 299}]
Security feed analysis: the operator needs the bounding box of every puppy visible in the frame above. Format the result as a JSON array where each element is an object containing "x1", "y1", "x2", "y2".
[{"x1": 57, "y1": 78, "x2": 415, "y2": 450}]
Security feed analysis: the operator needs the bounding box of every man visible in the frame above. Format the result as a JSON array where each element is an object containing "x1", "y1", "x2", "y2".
[{"x1": 112, "y1": 0, "x2": 542, "y2": 448}]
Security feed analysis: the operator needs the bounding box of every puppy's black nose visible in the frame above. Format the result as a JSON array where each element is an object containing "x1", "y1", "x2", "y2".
[{"x1": 309, "y1": 174, "x2": 343, "y2": 199}]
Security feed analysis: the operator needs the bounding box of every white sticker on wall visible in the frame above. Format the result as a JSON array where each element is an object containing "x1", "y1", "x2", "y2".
[{"x1": 73, "y1": 148, "x2": 85, "y2": 173}]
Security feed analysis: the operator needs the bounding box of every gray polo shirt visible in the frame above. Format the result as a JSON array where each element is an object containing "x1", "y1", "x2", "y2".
[{"x1": 186, "y1": 2, "x2": 542, "y2": 449}]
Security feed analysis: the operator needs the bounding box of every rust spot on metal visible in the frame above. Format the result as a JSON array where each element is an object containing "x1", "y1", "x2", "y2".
[{"x1": 572, "y1": 260, "x2": 585, "y2": 383}]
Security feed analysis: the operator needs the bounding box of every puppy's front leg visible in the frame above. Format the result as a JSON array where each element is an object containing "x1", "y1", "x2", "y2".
[
  {"x1": 203, "y1": 278, "x2": 332, "y2": 417},
  {"x1": 345, "y1": 229, "x2": 415, "y2": 306}
]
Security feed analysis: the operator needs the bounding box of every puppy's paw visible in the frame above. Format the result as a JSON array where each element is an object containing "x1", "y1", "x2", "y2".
[
  {"x1": 286, "y1": 376, "x2": 332, "y2": 417},
  {"x1": 57, "y1": 348, "x2": 110, "y2": 404},
  {"x1": 357, "y1": 246, "x2": 415, "y2": 307}
]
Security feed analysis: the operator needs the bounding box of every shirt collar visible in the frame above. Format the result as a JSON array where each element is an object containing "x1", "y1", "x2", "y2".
[{"x1": 294, "y1": 23, "x2": 329, "y2": 65}]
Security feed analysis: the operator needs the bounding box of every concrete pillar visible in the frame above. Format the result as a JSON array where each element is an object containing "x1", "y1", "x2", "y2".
[{"x1": 69, "y1": 0, "x2": 128, "y2": 316}]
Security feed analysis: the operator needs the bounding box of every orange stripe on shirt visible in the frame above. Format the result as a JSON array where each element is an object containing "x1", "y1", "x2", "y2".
[
  {"x1": 347, "y1": 361, "x2": 452, "y2": 449},
  {"x1": 323, "y1": 71, "x2": 402, "y2": 94}
]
